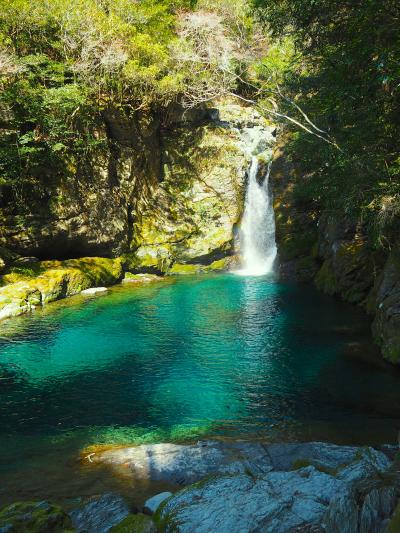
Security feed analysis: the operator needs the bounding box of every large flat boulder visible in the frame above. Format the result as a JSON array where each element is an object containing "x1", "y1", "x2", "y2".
[{"x1": 92, "y1": 441, "x2": 395, "y2": 533}]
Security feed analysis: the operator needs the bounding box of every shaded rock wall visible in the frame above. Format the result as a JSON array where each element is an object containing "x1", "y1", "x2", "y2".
[
  {"x1": 0, "y1": 102, "x2": 273, "y2": 272},
  {"x1": 271, "y1": 140, "x2": 400, "y2": 365}
]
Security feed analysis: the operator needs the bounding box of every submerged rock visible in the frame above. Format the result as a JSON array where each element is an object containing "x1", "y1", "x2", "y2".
[
  {"x1": 70, "y1": 493, "x2": 130, "y2": 533},
  {"x1": 0, "y1": 500, "x2": 72, "y2": 532}
]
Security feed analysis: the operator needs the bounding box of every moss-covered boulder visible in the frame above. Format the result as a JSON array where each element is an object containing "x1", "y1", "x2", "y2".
[
  {"x1": 0, "y1": 257, "x2": 123, "y2": 320},
  {"x1": 0, "y1": 501, "x2": 73, "y2": 532},
  {"x1": 110, "y1": 513, "x2": 156, "y2": 533}
]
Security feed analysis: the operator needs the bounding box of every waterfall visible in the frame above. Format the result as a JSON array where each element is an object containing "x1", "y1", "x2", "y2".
[{"x1": 237, "y1": 156, "x2": 277, "y2": 276}]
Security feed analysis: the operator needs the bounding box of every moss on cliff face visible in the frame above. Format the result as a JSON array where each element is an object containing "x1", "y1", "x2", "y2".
[
  {"x1": 133, "y1": 103, "x2": 272, "y2": 269},
  {"x1": 271, "y1": 142, "x2": 319, "y2": 282}
]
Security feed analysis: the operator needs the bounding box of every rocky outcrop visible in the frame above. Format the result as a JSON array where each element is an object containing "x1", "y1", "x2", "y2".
[
  {"x1": 0, "y1": 500, "x2": 73, "y2": 532},
  {"x1": 1, "y1": 441, "x2": 399, "y2": 532},
  {"x1": 370, "y1": 249, "x2": 400, "y2": 364},
  {"x1": 0, "y1": 257, "x2": 123, "y2": 320},
  {"x1": 89, "y1": 440, "x2": 399, "y2": 533},
  {"x1": 0, "y1": 102, "x2": 272, "y2": 268},
  {"x1": 271, "y1": 141, "x2": 400, "y2": 365},
  {"x1": 0, "y1": 101, "x2": 275, "y2": 319},
  {"x1": 129, "y1": 103, "x2": 274, "y2": 274},
  {"x1": 271, "y1": 141, "x2": 319, "y2": 282},
  {"x1": 70, "y1": 493, "x2": 131, "y2": 533}
]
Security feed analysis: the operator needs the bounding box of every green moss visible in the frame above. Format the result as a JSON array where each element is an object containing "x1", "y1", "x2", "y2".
[
  {"x1": 123, "y1": 273, "x2": 163, "y2": 283},
  {"x1": 279, "y1": 230, "x2": 317, "y2": 261},
  {"x1": 387, "y1": 501, "x2": 400, "y2": 532},
  {"x1": 0, "y1": 501, "x2": 73, "y2": 532},
  {"x1": 168, "y1": 263, "x2": 202, "y2": 275},
  {"x1": 0, "y1": 256, "x2": 123, "y2": 320},
  {"x1": 204, "y1": 257, "x2": 232, "y2": 272},
  {"x1": 315, "y1": 260, "x2": 337, "y2": 295},
  {"x1": 110, "y1": 513, "x2": 155, "y2": 533},
  {"x1": 382, "y1": 340, "x2": 400, "y2": 365}
]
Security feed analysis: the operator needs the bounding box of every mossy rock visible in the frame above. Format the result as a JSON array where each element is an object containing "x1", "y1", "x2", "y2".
[
  {"x1": 0, "y1": 256, "x2": 123, "y2": 320},
  {"x1": 110, "y1": 513, "x2": 156, "y2": 533},
  {"x1": 279, "y1": 230, "x2": 317, "y2": 261},
  {"x1": 168, "y1": 263, "x2": 203, "y2": 275},
  {"x1": 381, "y1": 337, "x2": 400, "y2": 365},
  {"x1": 0, "y1": 501, "x2": 73, "y2": 532},
  {"x1": 388, "y1": 501, "x2": 400, "y2": 533},
  {"x1": 123, "y1": 273, "x2": 163, "y2": 283},
  {"x1": 315, "y1": 260, "x2": 337, "y2": 295}
]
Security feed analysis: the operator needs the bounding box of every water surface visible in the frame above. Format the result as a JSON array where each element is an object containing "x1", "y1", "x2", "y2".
[{"x1": 0, "y1": 274, "x2": 399, "y2": 504}]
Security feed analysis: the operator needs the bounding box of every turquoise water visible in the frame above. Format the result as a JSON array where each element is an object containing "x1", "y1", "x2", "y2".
[{"x1": 1, "y1": 273, "x2": 400, "y2": 502}]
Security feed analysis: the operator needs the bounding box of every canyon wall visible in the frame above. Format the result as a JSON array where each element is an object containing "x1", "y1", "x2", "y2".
[
  {"x1": 0, "y1": 102, "x2": 274, "y2": 319},
  {"x1": 271, "y1": 141, "x2": 400, "y2": 365}
]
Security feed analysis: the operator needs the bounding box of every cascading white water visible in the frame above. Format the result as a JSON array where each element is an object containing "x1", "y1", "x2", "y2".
[{"x1": 237, "y1": 156, "x2": 277, "y2": 276}]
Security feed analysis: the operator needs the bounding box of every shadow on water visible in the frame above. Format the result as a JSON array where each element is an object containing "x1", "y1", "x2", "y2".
[{"x1": 0, "y1": 274, "x2": 400, "y2": 505}]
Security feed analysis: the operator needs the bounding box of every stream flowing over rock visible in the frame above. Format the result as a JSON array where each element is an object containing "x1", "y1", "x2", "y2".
[{"x1": 92, "y1": 440, "x2": 399, "y2": 533}]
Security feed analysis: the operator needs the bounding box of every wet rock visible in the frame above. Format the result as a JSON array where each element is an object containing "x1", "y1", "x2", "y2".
[
  {"x1": 155, "y1": 467, "x2": 344, "y2": 533},
  {"x1": 94, "y1": 441, "x2": 394, "y2": 533},
  {"x1": 0, "y1": 500, "x2": 72, "y2": 532},
  {"x1": 94, "y1": 440, "x2": 273, "y2": 485},
  {"x1": 143, "y1": 493, "x2": 173, "y2": 515},
  {"x1": 81, "y1": 287, "x2": 108, "y2": 294},
  {"x1": 110, "y1": 513, "x2": 156, "y2": 533},
  {"x1": 70, "y1": 492, "x2": 130, "y2": 533},
  {"x1": 359, "y1": 486, "x2": 397, "y2": 533}
]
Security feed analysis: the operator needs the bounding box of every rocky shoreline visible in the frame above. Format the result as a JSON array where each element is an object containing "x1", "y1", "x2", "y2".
[
  {"x1": 0, "y1": 102, "x2": 273, "y2": 323},
  {"x1": 1, "y1": 440, "x2": 399, "y2": 532}
]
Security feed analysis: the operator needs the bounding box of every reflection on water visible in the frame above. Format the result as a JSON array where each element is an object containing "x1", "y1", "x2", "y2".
[{"x1": 0, "y1": 273, "x2": 399, "y2": 505}]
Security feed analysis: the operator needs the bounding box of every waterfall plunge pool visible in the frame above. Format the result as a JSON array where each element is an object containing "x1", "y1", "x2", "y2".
[{"x1": 0, "y1": 273, "x2": 400, "y2": 505}]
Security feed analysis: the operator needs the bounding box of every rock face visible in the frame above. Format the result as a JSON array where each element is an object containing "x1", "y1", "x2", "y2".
[
  {"x1": 0, "y1": 500, "x2": 73, "y2": 532},
  {"x1": 0, "y1": 101, "x2": 274, "y2": 319},
  {"x1": 271, "y1": 141, "x2": 400, "y2": 365},
  {"x1": 70, "y1": 492, "x2": 130, "y2": 533},
  {"x1": 91, "y1": 440, "x2": 399, "y2": 533},
  {"x1": 130, "y1": 103, "x2": 274, "y2": 274},
  {"x1": 0, "y1": 102, "x2": 273, "y2": 270}
]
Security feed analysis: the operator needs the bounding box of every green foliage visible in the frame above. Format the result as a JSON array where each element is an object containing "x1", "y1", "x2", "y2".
[
  {"x1": 254, "y1": 0, "x2": 400, "y2": 248},
  {"x1": 0, "y1": 0, "x2": 259, "y2": 217}
]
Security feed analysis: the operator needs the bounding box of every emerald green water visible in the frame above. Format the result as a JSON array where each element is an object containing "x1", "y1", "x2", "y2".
[{"x1": 0, "y1": 273, "x2": 399, "y2": 503}]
